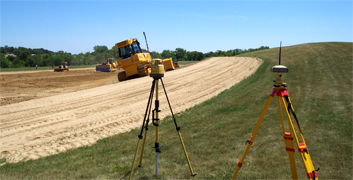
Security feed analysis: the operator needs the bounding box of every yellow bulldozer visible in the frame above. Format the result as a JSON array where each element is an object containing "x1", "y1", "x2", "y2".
[
  {"x1": 95, "y1": 58, "x2": 118, "y2": 72},
  {"x1": 115, "y1": 32, "x2": 175, "y2": 81},
  {"x1": 54, "y1": 62, "x2": 69, "y2": 72},
  {"x1": 173, "y1": 60, "x2": 180, "y2": 68}
]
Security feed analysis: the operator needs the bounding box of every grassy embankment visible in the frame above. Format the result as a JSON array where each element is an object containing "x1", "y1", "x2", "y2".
[
  {"x1": 0, "y1": 42, "x2": 352, "y2": 179},
  {"x1": 178, "y1": 61, "x2": 198, "y2": 66}
]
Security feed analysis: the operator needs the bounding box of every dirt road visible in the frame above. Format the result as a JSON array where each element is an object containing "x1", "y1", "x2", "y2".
[{"x1": 0, "y1": 57, "x2": 261, "y2": 163}]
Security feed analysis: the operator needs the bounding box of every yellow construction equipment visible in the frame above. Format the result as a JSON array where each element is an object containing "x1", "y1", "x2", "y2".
[
  {"x1": 173, "y1": 60, "x2": 180, "y2": 68},
  {"x1": 95, "y1": 58, "x2": 117, "y2": 72},
  {"x1": 54, "y1": 62, "x2": 69, "y2": 72},
  {"x1": 115, "y1": 32, "x2": 175, "y2": 81}
]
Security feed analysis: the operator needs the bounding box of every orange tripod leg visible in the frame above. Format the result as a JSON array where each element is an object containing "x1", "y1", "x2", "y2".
[{"x1": 231, "y1": 95, "x2": 274, "y2": 180}]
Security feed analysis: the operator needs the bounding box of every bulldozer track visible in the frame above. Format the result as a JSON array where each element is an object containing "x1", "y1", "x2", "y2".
[{"x1": 0, "y1": 57, "x2": 261, "y2": 163}]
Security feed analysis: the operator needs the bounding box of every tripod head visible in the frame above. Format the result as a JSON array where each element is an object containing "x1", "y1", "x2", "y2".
[
  {"x1": 150, "y1": 59, "x2": 165, "y2": 78},
  {"x1": 272, "y1": 41, "x2": 287, "y2": 88}
]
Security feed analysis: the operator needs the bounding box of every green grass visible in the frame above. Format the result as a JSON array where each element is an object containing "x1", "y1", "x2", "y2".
[
  {"x1": 178, "y1": 61, "x2": 197, "y2": 65},
  {"x1": 1, "y1": 42, "x2": 352, "y2": 179},
  {"x1": 0, "y1": 65, "x2": 96, "y2": 72}
]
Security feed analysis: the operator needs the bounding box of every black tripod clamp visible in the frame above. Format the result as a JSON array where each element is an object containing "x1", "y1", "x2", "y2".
[
  {"x1": 152, "y1": 100, "x2": 161, "y2": 127},
  {"x1": 174, "y1": 117, "x2": 181, "y2": 131}
]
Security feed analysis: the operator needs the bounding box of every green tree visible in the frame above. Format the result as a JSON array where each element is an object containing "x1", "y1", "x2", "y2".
[
  {"x1": 93, "y1": 45, "x2": 108, "y2": 54},
  {"x1": 175, "y1": 48, "x2": 187, "y2": 60},
  {"x1": 110, "y1": 46, "x2": 119, "y2": 59},
  {"x1": 195, "y1": 51, "x2": 204, "y2": 60},
  {"x1": 83, "y1": 52, "x2": 91, "y2": 65},
  {"x1": 161, "y1": 50, "x2": 176, "y2": 60},
  {"x1": 95, "y1": 53, "x2": 105, "y2": 64},
  {"x1": 62, "y1": 52, "x2": 73, "y2": 65},
  {"x1": 0, "y1": 53, "x2": 10, "y2": 68},
  {"x1": 25, "y1": 56, "x2": 35, "y2": 67},
  {"x1": 33, "y1": 54, "x2": 43, "y2": 66},
  {"x1": 41, "y1": 54, "x2": 52, "y2": 66},
  {"x1": 7, "y1": 55, "x2": 16, "y2": 62},
  {"x1": 151, "y1": 51, "x2": 161, "y2": 59},
  {"x1": 19, "y1": 51, "x2": 31, "y2": 62},
  {"x1": 0, "y1": 47, "x2": 6, "y2": 54},
  {"x1": 12, "y1": 57, "x2": 25, "y2": 68},
  {"x1": 204, "y1": 51, "x2": 213, "y2": 58},
  {"x1": 51, "y1": 55, "x2": 63, "y2": 66},
  {"x1": 71, "y1": 53, "x2": 84, "y2": 65}
]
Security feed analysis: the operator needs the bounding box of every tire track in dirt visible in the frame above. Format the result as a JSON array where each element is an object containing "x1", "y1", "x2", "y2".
[{"x1": 0, "y1": 57, "x2": 261, "y2": 163}]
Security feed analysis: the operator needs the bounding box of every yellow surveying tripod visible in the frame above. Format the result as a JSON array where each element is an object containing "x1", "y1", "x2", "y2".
[
  {"x1": 129, "y1": 60, "x2": 196, "y2": 179},
  {"x1": 231, "y1": 43, "x2": 319, "y2": 180}
]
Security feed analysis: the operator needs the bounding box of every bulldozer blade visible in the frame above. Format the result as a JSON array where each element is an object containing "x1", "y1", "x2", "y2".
[
  {"x1": 162, "y1": 58, "x2": 175, "y2": 71},
  {"x1": 96, "y1": 66, "x2": 111, "y2": 72}
]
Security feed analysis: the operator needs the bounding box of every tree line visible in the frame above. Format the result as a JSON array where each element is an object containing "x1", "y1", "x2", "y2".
[
  {"x1": 0, "y1": 45, "x2": 269, "y2": 68},
  {"x1": 151, "y1": 46, "x2": 269, "y2": 61}
]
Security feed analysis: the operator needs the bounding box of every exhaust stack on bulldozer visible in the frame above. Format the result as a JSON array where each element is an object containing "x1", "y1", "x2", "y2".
[{"x1": 115, "y1": 32, "x2": 175, "y2": 81}]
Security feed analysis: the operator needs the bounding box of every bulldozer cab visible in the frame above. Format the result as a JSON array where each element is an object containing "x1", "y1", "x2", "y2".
[
  {"x1": 116, "y1": 39, "x2": 142, "y2": 59},
  {"x1": 108, "y1": 58, "x2": 114, "y2": 64},
  {"x1": 61, "y1": 62, "x2": 67, "y2": 68}
]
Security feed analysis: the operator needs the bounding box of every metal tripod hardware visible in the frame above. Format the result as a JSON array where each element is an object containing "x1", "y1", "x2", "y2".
[
  {"x1": 231, "y1": 72, "x2": 319, "y2": 180},
  {"x1": 129, "y1": 77, "x2": 196, "y2": 179}
]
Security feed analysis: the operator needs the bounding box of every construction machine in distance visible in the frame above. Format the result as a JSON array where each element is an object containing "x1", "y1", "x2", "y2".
[
  {"x1": 173, "y1": 60, "x2": 180, "y2": 68},
  {"x1": 95, "y1": 58, "x2": 118, "y2": 72},
  {"x1": 54, "y1": 62, "x2": 69, "y2": 72},
  {"x1": 115, "y1": 32, "x2": 175, "y2": 81}
]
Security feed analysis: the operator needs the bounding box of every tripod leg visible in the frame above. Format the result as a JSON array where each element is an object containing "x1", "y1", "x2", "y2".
[
  {"x1": 138, "y1": 127, "x2": 148, "y2": 167},
  {"x1": 138, "y1": 86, "x2": 155, "y2": 167},
  {"x1": 277, "y1": 96, "x2": 298, "y2": 179},
  {"x1": 177, "y1": 131, "x2": 197, "y2": 176},
  {"x1": 129, "y1": 80, "x2": 156, "y2": 180},
  {"x1": 129, "y1": 139, "x2": 142, "y2": 180},
  {"x1": 231, "y1": 96, "x2": 274, "y2": 180},
  {"x1": 281, "y1": 96, "x2": 318, "y2": 180},
  {"x1": 160, "y1": 79, "x2": 196, "y2": 176}
]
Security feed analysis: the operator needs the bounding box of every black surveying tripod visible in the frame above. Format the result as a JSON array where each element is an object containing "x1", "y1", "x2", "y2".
[{"x1": 129, "y1": 61, "x2": 196, "y2": 179}]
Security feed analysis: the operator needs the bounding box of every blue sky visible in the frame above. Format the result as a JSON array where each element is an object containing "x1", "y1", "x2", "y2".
[{"x1": 1, "y1": 1, "x2": 352, "y2": 54}]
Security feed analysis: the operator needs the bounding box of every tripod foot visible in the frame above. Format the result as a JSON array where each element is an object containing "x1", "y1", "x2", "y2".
[{"x1": 191, "y1": 173, "x2": 197, "y2": 176}]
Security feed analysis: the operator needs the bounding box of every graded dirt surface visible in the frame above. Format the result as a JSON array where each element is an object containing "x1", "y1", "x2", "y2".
[
  {"x1": 0, "y1": 68, "x2": 118, "y2": 106},
  {"x1": 0, "y1": 57, "x2": 261, "y2": 163}
]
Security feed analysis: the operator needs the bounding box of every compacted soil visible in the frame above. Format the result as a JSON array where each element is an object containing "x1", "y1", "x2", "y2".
[{"x1": 0, "y1": 57, "x2": 261, "y2": 163}]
